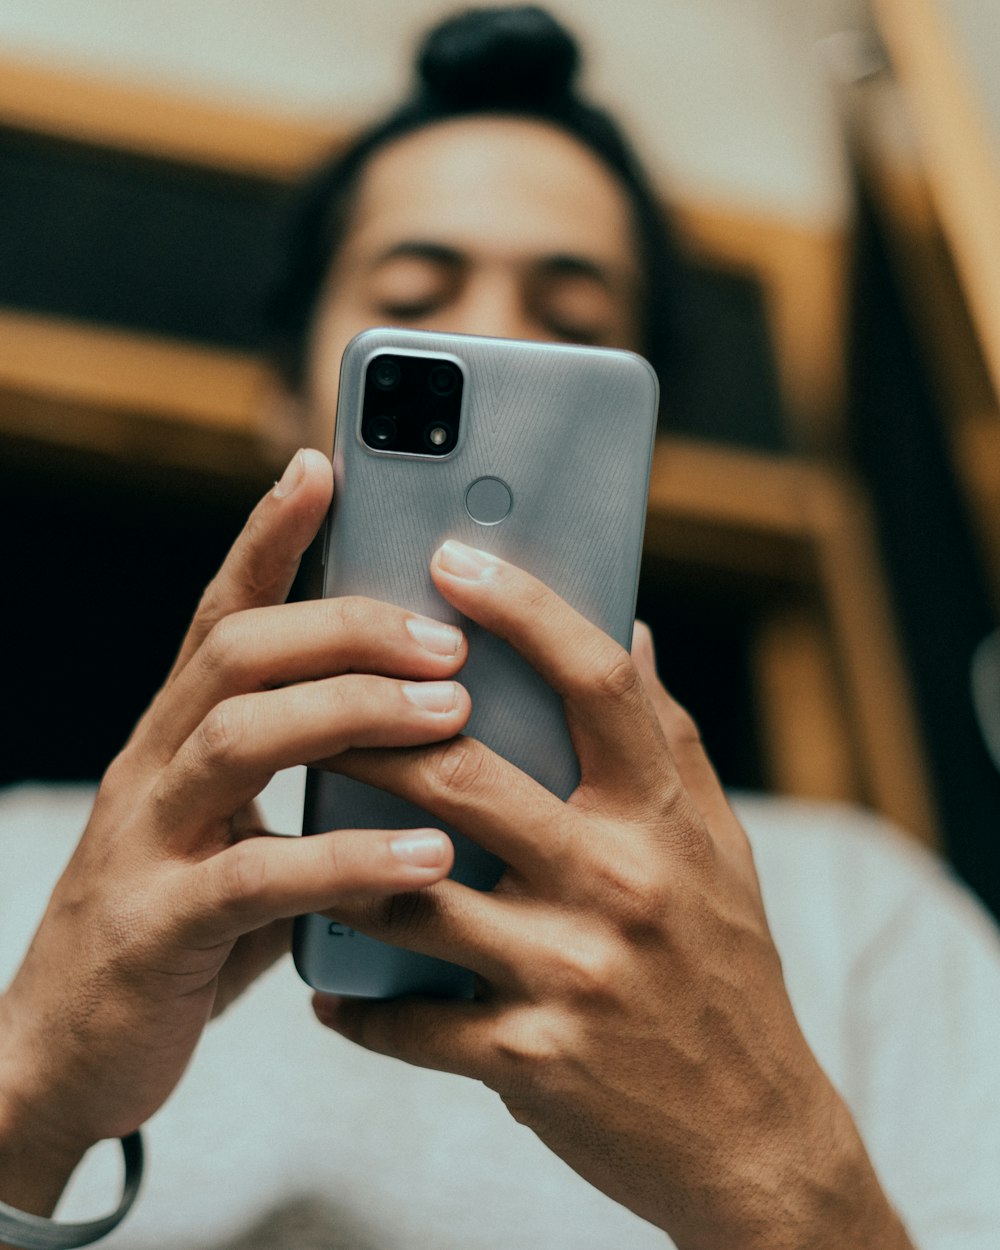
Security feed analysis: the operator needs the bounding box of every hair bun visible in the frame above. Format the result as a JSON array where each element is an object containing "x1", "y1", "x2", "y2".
[{"x1": 418, "y1": 6, "x2": 580, "y2": 110}]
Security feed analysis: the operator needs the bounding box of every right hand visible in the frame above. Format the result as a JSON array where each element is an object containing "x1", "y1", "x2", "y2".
[{"x1": 0, "y1": 449, "x2": 470, "y2": 1210}]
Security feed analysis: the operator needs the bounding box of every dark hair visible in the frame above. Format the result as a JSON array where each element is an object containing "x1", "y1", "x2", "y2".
[{"x1": 267, "y1": 6, "x2": 681, "y2": 397}]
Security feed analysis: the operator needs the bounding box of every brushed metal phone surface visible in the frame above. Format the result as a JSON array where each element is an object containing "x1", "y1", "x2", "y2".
[{"x1": 293, "y1": 328, "x2": 658, "y2": 998}]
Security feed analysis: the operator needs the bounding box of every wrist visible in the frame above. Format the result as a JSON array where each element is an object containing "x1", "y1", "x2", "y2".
[
  {"x1": 0, "y1": 1008, "x2": 94, "y2": 1220},
  {"x1": 0, "y1": 1129, "x2": 144, "y2": 1250},
  {"x1": 669, "y1": 1070, "x2": 912, "y2": 1250},
  {"x1": 716, "y1": 1081, "x2": 910, "y2": 1250},
  {"x1": 0, "y1": 1089, "x2": 90, "y2": 1222},
  {"x1": 787, "y1": 1091, "x2": 912, "y2": 1250}
]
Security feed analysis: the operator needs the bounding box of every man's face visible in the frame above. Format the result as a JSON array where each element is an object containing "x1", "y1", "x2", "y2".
[{"x1": 305, "y1": 115, "x2": 643, "y2": 448}]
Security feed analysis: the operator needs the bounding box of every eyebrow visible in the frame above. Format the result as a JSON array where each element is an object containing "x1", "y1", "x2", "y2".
[
  {"x1": 369, "y1": 241, "x2": 629, "y2": 294},
  {"x1": 370, "y1": 241, "x2": 464, "y2": 268}
]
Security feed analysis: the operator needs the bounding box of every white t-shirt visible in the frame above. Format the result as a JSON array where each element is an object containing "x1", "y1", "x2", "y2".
[{"x1": 2, "y1": 772, "x2": 999, "y2": 1249}]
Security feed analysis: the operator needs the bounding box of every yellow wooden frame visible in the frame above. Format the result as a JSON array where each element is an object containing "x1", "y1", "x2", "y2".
[
  {"x1": 0, "y1": 51, "x2": 848, "y2": 450},
  {"x1": 875, "y1": 0, "x2": 1000, "y2": 405},
  {"x1": 845, "y1": 70, "x2": 1000, "y2": 611},
  {"x1": 645, "y1": 439, "x2": 936, "y2": 842}
]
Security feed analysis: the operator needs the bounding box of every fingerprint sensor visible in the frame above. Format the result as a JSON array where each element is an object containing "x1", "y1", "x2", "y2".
[{"x1": 465, "y1": 476, "x2": 512, "y2": 525}]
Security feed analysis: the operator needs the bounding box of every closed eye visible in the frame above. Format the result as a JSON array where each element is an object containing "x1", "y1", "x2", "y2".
[
  {"x1": 367, "y1": 246, "x2": 459, "y2": 323},
  {"x1": 532, "y1": 270, "x2": 620, "y2": 346},
  {"x1": 375, "y1": 298, "x2": 446, "y2": 321}
]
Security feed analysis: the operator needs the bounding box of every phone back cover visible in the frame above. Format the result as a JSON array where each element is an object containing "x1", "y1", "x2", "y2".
[{"x1": 294, "y1": 328, "x2": 658, "y2": 997}]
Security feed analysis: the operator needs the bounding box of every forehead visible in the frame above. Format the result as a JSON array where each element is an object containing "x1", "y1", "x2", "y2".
[{"x1": 341, "y1": 115, "x2": 638, "y2": 269}]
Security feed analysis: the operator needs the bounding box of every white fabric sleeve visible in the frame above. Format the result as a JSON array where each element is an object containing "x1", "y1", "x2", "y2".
[{"x1": 833, "y1": 833, "x2": 1000, "y2": 1249}]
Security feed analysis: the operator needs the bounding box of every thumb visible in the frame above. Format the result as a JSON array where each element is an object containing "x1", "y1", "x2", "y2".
[{"x1": 166, "y1": 448, "x2": 332, "y2": 683}]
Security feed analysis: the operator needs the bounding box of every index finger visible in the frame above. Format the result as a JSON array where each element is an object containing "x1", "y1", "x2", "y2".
[
  {"x1": 167, "y1": 448, "x2": 332, "y2": 683},
  {"x1": 430, "y1": 541, "x2": 674, "y2": 810}
]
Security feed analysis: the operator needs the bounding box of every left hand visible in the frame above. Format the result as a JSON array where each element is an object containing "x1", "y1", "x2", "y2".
[{"x1": 314, "y1": 540, "x2": 913, "y2": 1250}]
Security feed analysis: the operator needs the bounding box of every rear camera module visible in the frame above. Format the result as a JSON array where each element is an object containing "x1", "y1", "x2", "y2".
[
  {"x1": 428, "y1": 364, "x2": 458, "y2": 396},
  {"x1": 372, "y1": 359, "x2": 401, "y2": 390},
  {"x1": 362, "y1": 353, "x2": 463, "y2": 455}
]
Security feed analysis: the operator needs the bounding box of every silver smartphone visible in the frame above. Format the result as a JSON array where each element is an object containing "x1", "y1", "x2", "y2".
[{"x1": 293, "y1": 327, "x2": 658, "y2": 998}]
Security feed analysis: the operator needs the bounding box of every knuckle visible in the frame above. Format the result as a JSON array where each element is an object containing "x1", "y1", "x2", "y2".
[
  {"x1": 594, "y1": 852, "x2": 667, "y2": 939},
  {"x1": 496, "y1": 1010, "x2": 556, "y2": 1069},
  {"x1": 355, "y1": 889, "x2": 431, "y2": 941},
  {"x1": 230, "y1": 514, "x2": 275, "y2": 603},
  {"x1": 200, "y1": 613, "x2": 248, "y2": 681},
  {"x1": 521, "y1": 579, "x2": 552, "y2": 617},
  {"x1": 431, "y1": 737, "x2": 490, "y2": 799},
  {"x1": 381, "y1": 889, "x2": 431, "y2": 937},
  {"x1": 190, "y1": 579, "x2": 231, "y2": 643},
  {"x1": 662, "y1": 797, "x2": 715, "y2": 866},
  {"x1": 217, "y1": 840, "x2": 269, "y2": 910},
  {"x1": 318, "y1": 831, "x2": 346, "y2": 887},
  {"x1": 550, "y1": 936, "x2": 622, "y2": 1006},
  {"x1": 315, "y1": 675, "x2": 350, "y2": 725},
  {"x1": 194, "y1": 529, "x2": 271, "y2": 631},
  {"x1": 94, "y1": 748, "x2": 157, "y2": 827},
  {"x1": 97, "y1": 748, "x2": 134, "y2": 796},
  {"x1": 660, "y1": 697, "x2": 704, "y2": 753},
  {"x1": 648, "y1": 764, "x2": 692, "y2": 822},
  {"x1": 593, "y1": 646, "x2": 643, "y2": 702},
  {"x1": 494, "y1": 1010, "x2": 564, "y2": 1098},
  {"x1": 196, "y1": 698, "x2": 247, "y2": 768},
  {"x1": 325, "y1": 595, "x2": 373, "y2": 636}
]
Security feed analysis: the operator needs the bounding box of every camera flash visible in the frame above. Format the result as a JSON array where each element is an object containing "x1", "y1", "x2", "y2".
[{"x1": 429, "y1": 426, "x2": 448, "y2": 446}]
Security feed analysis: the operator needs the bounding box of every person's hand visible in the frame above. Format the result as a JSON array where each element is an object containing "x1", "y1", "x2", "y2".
[
  {"x1": 314, "y1": 541, "x2": 914, "y2": 1250},
  {"x1": 0, "y1": 451, "x2": 471, "y2": 1216}
]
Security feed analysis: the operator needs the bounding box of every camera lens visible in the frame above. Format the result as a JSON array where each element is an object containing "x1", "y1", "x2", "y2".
[
  {"x1": 367, "y1": 415, "x2": 397, "y2": 445},
  {"x1": 428, "y1": 364, "x2": 458, "y2": 396},
  {"x1": 372, "y1": 359, "x2": 401, "y2": 390}
]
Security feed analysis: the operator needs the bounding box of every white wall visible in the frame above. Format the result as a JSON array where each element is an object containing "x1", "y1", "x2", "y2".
[{"x1": 0, "y1": 1, "x2": 875, "y2": 226}]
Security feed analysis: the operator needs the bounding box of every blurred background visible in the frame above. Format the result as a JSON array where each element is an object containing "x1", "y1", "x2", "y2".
[{"x1": 1, "y1": 1, "x2": 998, "y2": 910}]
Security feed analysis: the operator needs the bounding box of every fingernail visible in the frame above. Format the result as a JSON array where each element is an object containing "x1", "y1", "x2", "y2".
[
  {"x1": 402, "y1": 681, "x2": 458, "y2": 712},
  {"x1": 390, "y1": 831, "x2": 449, "y2": 867},
  {"x1": 405, "y1": 616, "x2": 463, "y2": 656},
  {"x1": 273, "y1": 449, "x2": 305, "y2": 498},
  {"x1": 436, "y1": 540, "x2": 498, "y2": 581}
]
